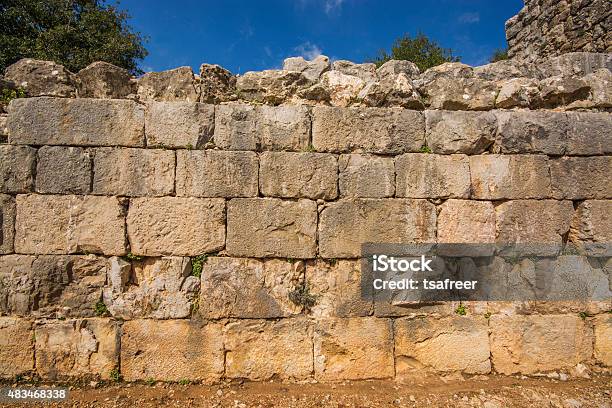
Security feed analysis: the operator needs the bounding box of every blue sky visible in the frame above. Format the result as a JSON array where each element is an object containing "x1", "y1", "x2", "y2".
[{"x1": 120, "y1": 0, "x2": 524, "y2": 75}]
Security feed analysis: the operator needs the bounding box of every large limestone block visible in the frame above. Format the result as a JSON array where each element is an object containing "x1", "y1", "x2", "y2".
[
  {"x1": 0, "y1": 194, "x2": 15, "y2": 254},
  {"x1": 425, "y1": 110, "x2": 496, "y2": 154},
  {"x1": 438, "y1": 200, "x2": 496, "y2": 243},
  {"x1": 319, "y1": 199, "x2": 436, "y2": 258},
  {"x1": 0, "y1": 317, "x2": 34, "y2": 378},
  {"x1": 226, "y1": 198, "x2": 317, "y2": 258},
  {"x1": 319, "y1": 70, "x2": 365, "y2": 107},
  {"x1": 565, "y1": 112, "x2": 612, "y2": 155},
  {"x1": 199, "y1": 64, "x2": 236, "y2": 103},
  {"x1": 259, "y1": 152, "x2": 337, "y2": 200},
  {"x1": 338, "y1": 154, "x2": 395, "y2": 198},
  {"x1": 395, "y1": 317, "x2": 491, "y2": 375},
  {"x1": 224, "y1": 318, "x2": 314, "y2": 380},
  {"x1": 121, "y1": 320, "x2": 224, "y2": 382},
  {"x1": 550, "y1": 156, "x2": 612, "y2": 199},
  {"x1": 7, "y1": 97, "x2": 144, "y2": 147},
  {"x1": 145, "y1": 101, "x2": 214, "y2": 148},
  {"x1": 93, "y1": 148, "x2": 175, "y2": 197},
  {"x1": 15, "y1": 194, "x2": 126, "y2": 255},
  {"x1": 127, "y1": 197, "x2": 225, "y2": 256},
  {"x1": 494, "y1": 111, "x2": 568, "y2": 155},
  {"x1": 176, "y1": 150, "x2": 258, "y2": 198},
  {"x1": 4, "y1": 59, "x2": 77, "y2": 97},
  {"x1": 214, "y1": 104, "x2": 310, "y2": 151},
  {"x1": 137, "y1": 67, "x2": 199, "y2": 102},
  {"x1": 470, "y1": 155, "x2": 551, "y2": 199},
  {"x1": 199, "y1": 257, "x2": 302, "y2": 318},
  {"x1": 36, "y1": 146, "x2": 91, "y2": 194},
  {"x1": 76, "y1": 61, "x2": 134, "y2": 99},
  {"x1": 35, "y1": 318, "x2": 118, "y2": 379},
  {"x1": 489, "y1": 315, "x2": 593, "y2": 374},
  {"x1": 314, "y1": 317, "x2": 394, "y2": 380},
  {"x1": 395, "y1": 154, "x2": 470, "y2": 199},
  {"x1": 570, "y1": 200, "x2": 612, "y2": 255},
  {"x1": 283, "y1": 55, "x2": 330, "y2": 81},
  {"x1": 306, "y1": 260, "x2": 372, "y2": 317},
  {"x1": 235, "y1": 69, "x2": 311, "y2": 104},
  {"x1": 311, "y1": 107, "x2": 424, "y2": 154},
  {"x1": 594, "y1": 315, "x2": 612, "y2": 366},
  {"x1": 0, "y1": 145, "x2": 36, "y2": 193}
]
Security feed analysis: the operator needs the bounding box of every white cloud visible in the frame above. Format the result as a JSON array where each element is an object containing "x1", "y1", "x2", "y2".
[
  {"x1": 458, "y1": 12, "x2": 480, "y2": 24},
  {"x1": 293, "y1": 42, "x2": 323, "y2": 60},
  {"x1": 324, "y1": 0, "x2": 344, "y2": 15}
]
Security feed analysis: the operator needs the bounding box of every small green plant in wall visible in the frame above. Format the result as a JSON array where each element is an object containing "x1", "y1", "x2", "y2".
[
  {"x1": 109, "y1": 367, "x2": 122, "y2": 382},
  {"x1": 94, "y1": 300, "x2": 109, "y2": 317},
  {"x1": 289, "y1": 283, "x2": 317, "y2": 311},
  {"x1": 419, "y1": 145, "x2": 432, "y2": 154},
  {"x1": 455, "y1": 303, "x2": 467, "y2": 316},
  {"x1": 191, "y1": 254, "x2": 209, "y2": 278}
]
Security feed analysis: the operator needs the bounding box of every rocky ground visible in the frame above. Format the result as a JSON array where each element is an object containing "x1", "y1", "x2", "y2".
[{"x1": 1, "y1": 375, "x2": 610, "y2": 407}]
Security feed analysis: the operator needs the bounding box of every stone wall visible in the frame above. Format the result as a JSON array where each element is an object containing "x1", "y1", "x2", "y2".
[
  {"x1": 0, "y1": 57, "x2": 611, "y2": 382},
  {"x1": 506, "y1": 0, "x2": 611, "y2": 60}
]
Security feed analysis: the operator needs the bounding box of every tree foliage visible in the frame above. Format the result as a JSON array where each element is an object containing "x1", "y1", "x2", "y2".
[
  {"x1": 0, "y1": 0, "x2": 148, "y2": 74},
  {"x1": 372, "y1": 32, "x2": 460, "y2": 72},
  {"x1": 489, "y1": 48, "x2": 509, "y2": 63}
]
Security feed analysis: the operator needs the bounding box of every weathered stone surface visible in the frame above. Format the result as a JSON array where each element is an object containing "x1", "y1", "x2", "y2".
[
  {"x1": 103, "y1": 256, "x2": 197, "y2": 319},
  {"x1": 495, "y1": 77, "x2": 540, "y2": 108},
  {"x1": 538, "y1": 76, "x2": 590, "y2": 107},
  {"x1": 581, "y1": 69, "x2": 612, "y2": 108},
  {"x1": 137, "y1": 67, "x2": 199, "y2": 102},
  {"x1": 425, "y1": 110, "x2": 496, "y2": 154},
  {"x1": 306, "y1": 260, "x2": 372, "y2": 317},
  {"x1": 314, "y1": 317, "x2": 394, "y2": 380},
  {"x1": 7, "y1": 97, "x2": 144, "y2": 147},
  {"x1": 319, "y1": 199, "x2": 436, "y2": 258},
  {"x1": 236, "y1": 70, "x2": 311, "y2": 104},
  {"x1": 565, "y1": 112, "x2": 612, "y2": 155},
  {"x1": 93, "y1": 148, "x2": 175, "y2": 197},
  {"x1": 145, "y1": 102, "x2": 214, "y2": 148},
  {"x1": 438, "y1": 200, "x2": 495, "y2": 244},
  {"x1": 570, "y1": 200, "x2": 612, "y2": 255},
  {"x1": 358, "y1": 73, "x2": 423, "y2": 109},
  {"x1": 537, "y1": 53, "x2": 612, "y2": 78},
  {"x1": 199, "y1": 257, "x2": 302, "y2": 318},
  {"x1": 15, "y1": 195, "x2": 126, "y2": 255},
  {"x1": 319, "y1": 71, "x2": 365, "y2": 107},
  {"x1": 550, "y1": 157, "x2": 612, "y2": 199},
  {"x1": 377, "y1": 60, "x2": 420, "y2": 80},
  {"x1": 395, "y1": 154, "x2": 470, "y2": 199},
  {"x1": 259, "y1": 152, "x2": 337, "y2": 199},
  {"x1": 4, "y1": 59, "x2": 77, "y2": 97},
  {"x1": 121, "y1": 320, "x2": 224, "y2": 382},
  {"x1": 199, "y1": 64, "x2": 236, "y2": 103},
  {"x1": 470, "y1": 155, "x2": 551, "y2": 199},
  {"x1": 214, "y1": 104, "x2": 310, "y2": 151},
  {"x1": 490, "y1": 315, "x2": 593, "y2": 374},
  {"x1": 224, "y1": 318, "x2": 313, "y2": 380},
  {"x1": 395, "y1": 317, "x2": 490, "y2": 375},
  {"x1": 0, "y1": 317, "x2": 34, "y2": 378},
  {"x1": 494, "y1": 111, "x2": 568, "y2": 155},
  {"x1": 338, "y1": 154, "x2": 395, "y2": 198},
  {"x1": 127, "y1": 197, "x2": 225, "y2": 256},
  {"x1": 283, "y1": 55, "x2": 330, "y2": 81},
  {"x1": 226, "y1": 198, "x2": 317, "y2": 258},
  {"x1": 473, "y1": 59, "x2": 536, "y2": 81},
  {"x1": 0, "y1": 145, "x2": 36, "y2": 193},
  {"x1": 36, "y1": 146, "x2": 91, "y2": 194},
  {"x1": 594, "y1": 315, "x2": 612, "y2": 366},
  {"x1": 332, "y1": 60, "x2": 377, "y2": 82},
  {"x1": 0, "y1": 194, "x2": 15, "y2": 254},
  {"x1": 312, "y1": 107, "x2": 424, "y2": 154},
  {"x1": 176, "y1": 150, "x2": 258, "y2": 197},
  {"x1": 76, "y1": 61, "x2": 134, "y2": 99},
  {"x1": 35, "y1": 318, "x2": 118, "y2": 379}
]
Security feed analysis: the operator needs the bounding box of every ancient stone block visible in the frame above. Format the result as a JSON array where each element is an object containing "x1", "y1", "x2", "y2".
[
  {"x1": 395, "y1": 154, "x2": 470, "y2": 199},
  {"x1": 137, "y1": 67, "x2": 199, "y2": 102},
  {"x1": 4, "y1": 59, "x2": 77, "y2": 97},
  {"x1": 121, "y1": 320, "x2": 224, "y2": 382},
  {"x1": 425, "y1": 110, "x2": 496, "y2": 154},
  {"x1": 76, "y1": 61, "x2": 134, "y2": 99},
  {"x1": 0, "y1": 145, "x2": 36, "y2": 193},
  {"x1": 319, "y1": 199, "x2": 436, "y2": 258},
  {"x1": 338, "y1": 154, "x2": 395, "y2": 198},
  {"x1": 283, "y1": 55, "x2": 330, "y2": 81},
  {"x1": 199, "y1": 64, "x2": 236, "y2": 103},
  {"x1": 7, "y1": 97, "x2": 144, "y2": 147},
  {"x1": 145, "y1": 102, "x2": 214, "y2": 148},
  {"x1": 395, "y1": 317, "x2": 491, "y2": 375},
  {"x1": 0, "y1": 194, "x2": 15, "y2": 254},
  {"x1": 495, "y1": 77, "x2": 540, "y2": 108},
  {"x1": 199, "y1": 257, "x2": 302, "y2": 318},
  {"x1": 0, "y1": 317, "x2": 34, "y2": 378},
  {"x1": 214, "y1": 104, "x2": 310, "y2": 151},
  {"x1": 35, "y1": 318, "x2": 118, "y2": 379},
  {"x1": 93, "y1": 148, "x2": 175, "y2": 197},
  {"x1": 236, "y1": 70, "x2": 311, "y2": 104},
  {"x1": 306, "y1": 260, "x2": 372, "y2": 317},
  {"x1": 550, "y1": 156, "x2": 612, "y2": 199},
  {"x1": 36, "y1": 146, "x2": 91, "y2": 194},
  {"x1": 489, "y1": 315, "x2": 593, "y2": 374},
  {"x1": 470, "y1": 155, "x2": 551, "y2": 199},
  {"x1": 226, "y1": 198, "x2": 317, "y2": 258},
  {"x1": 311, "y1": 107, "x2": 424, "y2": 154},
  {"x1": 224, "y1": 318, "x2": 313, "y2": 380},
  {"x1": 319, "y1": 71, "x2": 365, "y2": 107},
  {"x1": 15, "y1": 195, "x2": 126, "y2": 255},
  {"x1": 438, "y1": 200, "x2": 495, "y2": 243},
  {"x1": 176, "y1": 150, "x2": 258, "y2": 198},
  {"x1": 594, "y1": 315, "x2": 612, "y2": 366},
  {"x1": 127, "y1": 197, "x2": 225, "y2": 256},
  {"x1": 565, "y1": 112, "x2": 612, "y2": 155},
  {"x1": 570, "y1": 200, "x2": 612, "y2": 255},
  {"x1": 494, "y1": 110, "x2": 568, "y2": 155},
  {"x1": 314, "y1": 317, "x2": 394, "y2": 380},
  {"x1": 259, "y1": 152, "x2": 337, "y2": 199}
]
